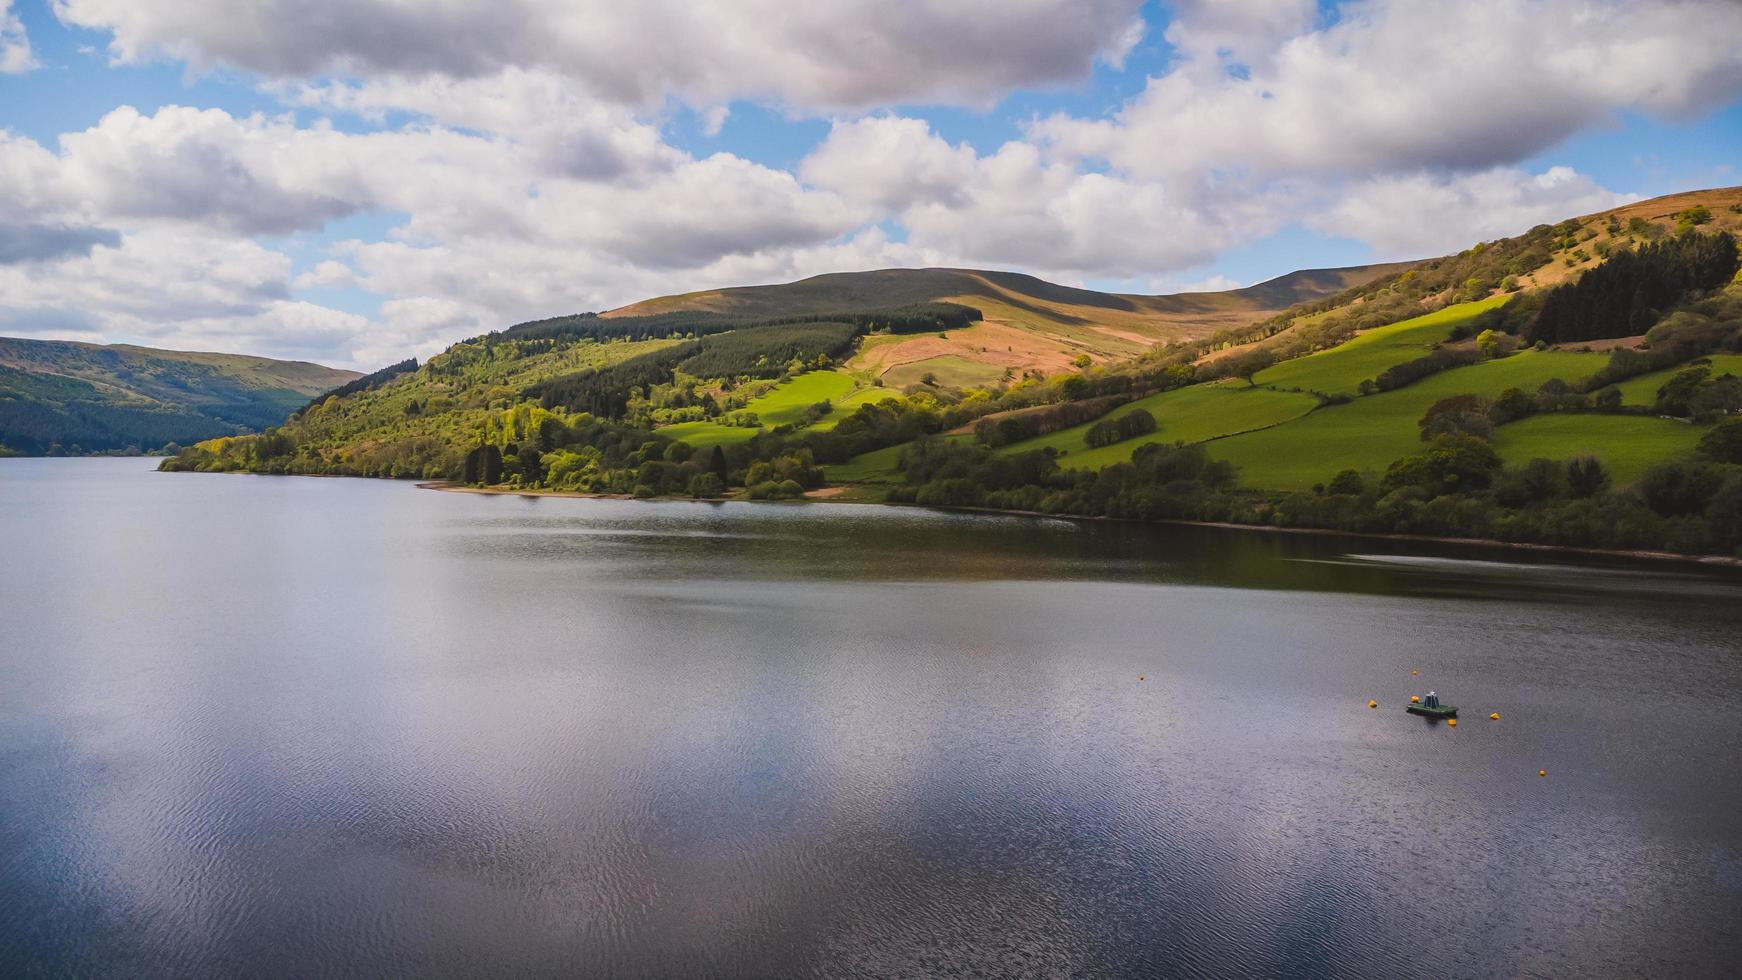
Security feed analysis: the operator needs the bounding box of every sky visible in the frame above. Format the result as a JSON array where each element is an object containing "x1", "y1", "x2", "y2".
[{"x1": 1, "y1": 1, "x2": 1740, "y2": 370}]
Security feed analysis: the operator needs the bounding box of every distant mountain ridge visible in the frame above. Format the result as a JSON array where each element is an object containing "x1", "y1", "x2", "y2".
[
  {"x1": 605, "y1": 262, "x2": 1414, "y2": 384},
  {"x1": 0, "y1": 338, "x2": 358, "y2": 455}
]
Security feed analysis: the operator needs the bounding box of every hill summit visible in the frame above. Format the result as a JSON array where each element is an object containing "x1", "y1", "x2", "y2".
[{"x1": 604, "y1": 264, "x2": 1412, "y2": 387}]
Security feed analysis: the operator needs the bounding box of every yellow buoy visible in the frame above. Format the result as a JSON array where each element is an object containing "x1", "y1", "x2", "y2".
[
  {"x1": 1411, "y1": 670, "x2": 1419, "y2": 676},
  {"x1": 1410, "y1": 695, "x2": 1421, "y2": 704},
  {"x1": 1539, "y1": 769, "x2": 1547, "y2": 777},
  {"x1": 1447, "y1": 718, "x2": 1457, "y2": 727},
  {"x1": 1367, "y1": 700, "x2": 1378, "y2": 709},
  {"x1": 1490, "y1": 712, "x2": 1500, "y2": 721}
]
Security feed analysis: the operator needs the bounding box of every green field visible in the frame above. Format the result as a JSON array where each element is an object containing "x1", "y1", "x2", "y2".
[
  {"x1": 655, "y1": 419, "x2": 762, "y2": 447},
  {"x1": 739, "y1": 370, "x2": 858, "y2": 425},
  {"x1": 662, "y1": 370, "x2": 866, "y2": 446},
  {"x1": 806, "y1": 386, "x2": 902, "y2": 430},
  {"x1": 995, "y1": 383, "x2": 1319, "y2": 469},
  {"x1": 1611, "y1": 353, "x2": 1742, "y2": 406},
  {"x1": 1491, "y1": 413, "x2": 1705, "y2": 485},
  {"x1": 1250, "y1": 296, "x2": 1508, "y2": 396},
  {"x1": 825, "y1": 434, "x2": 974, "y2": 483},
  {"x1": 1212, "y1": 350, "x2": 1612, "y2": 489}
]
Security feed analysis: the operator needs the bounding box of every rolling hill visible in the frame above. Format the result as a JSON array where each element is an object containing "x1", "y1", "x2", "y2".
[
  {"x1": 605, "y1": 263, "x2": 1414, "y2": 385},
  {"x1": 158, "y1": 185, "x2": 1742, "y2": 554},
  {"x1": 0, "y1": 338, "x2": 358, "y2": 455}
]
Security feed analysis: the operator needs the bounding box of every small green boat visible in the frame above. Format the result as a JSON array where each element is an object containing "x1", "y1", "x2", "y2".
[{"x1": 1406, "y1": 692, "x2": 1457, "y2": 719}]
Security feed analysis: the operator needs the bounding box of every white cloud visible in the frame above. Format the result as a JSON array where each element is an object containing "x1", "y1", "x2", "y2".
[
  {"x1": 803, "y1": 117, "x2": 1284, "y2": 279},
  {"x1": 0, "y1": 0, "x2": 35, "y2": 73},
  {"x1": 285, "y1": 69, "x2": 685, "y2": 182},
  {"x1": 0, "y1": 223, "x2": 121, "y2": 264},
  {"x1": 0, "y1": 88, "x2": 897, "y2": 365},
  {"x1": 1161, "y1": 0, "x2": 1318, "y2": 70},
  {"x1": 294, "y1": 260, "x2": 356, "y2": 290},
  {"x1": 1033, "y1": 0, "x2": 1742, "y2": 180},
  {"x1": 11, "y1": 0, "x2": 1742, "y2": 370},
  {"x1": 699, "y1": 106, "x2": 731, "y2": 137},
  {"x1": 1312, "y1": 165, "x2": 1637, "y2": 258},
  {"x1": 800, "y1": 117, "x2": 980, "y2": 211},
  {"x1": 0, "y1": 226, "x2": 375, "y2": 362},
  {"x1": 54, "y1": 0, "x2": 1148, "y2": 112}
]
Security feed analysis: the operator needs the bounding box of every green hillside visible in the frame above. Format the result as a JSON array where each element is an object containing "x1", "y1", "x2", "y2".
[
  {"x1": 1209, "y1": 349, "x2": 1612, "y2": 489},
  {"x1": 608, "y1": 263, "x2": 1410, "y2": 387},
  {"x1": 157, "y1": 186, "x2": 1742, "y2": 554},
  {"x1": 1252, "y1": 297, "x2": 1509, "y2": 395},
  {"x1": 994, "y1": 383, "x2": 1319, "y2": 468},
  {"x1": 0, "y1": 338, "x2": 358, "y2": 455}
]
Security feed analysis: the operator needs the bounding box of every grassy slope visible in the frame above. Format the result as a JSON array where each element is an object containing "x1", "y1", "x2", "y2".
[
  {"x1": 283, "y1": 337, "x2": 680, "y2": 467},
  {"x1": 0, "y1": 336, "x2": 359, "y2": 452},
  {"x1": 825, "y1": 434, "x2": 975, "y2": 484},
  {"x1": 994, "y1": 383, "x2": 1320, "y2": 469},
  {"x1": 881, "y1": 355, "x2": 1007, "y2": 389},
  {"x1": 1251, "y1": 296, "x2": 1508, "y2": 395},
  {"x1": 655, "y1": 420, "x2": 761, "y2": 448},
  {"x1": 1490, "y1": 414, "x2": 1704, "y2": 484},
  {"x1": 659, "y1": 370, "x2": 866, "y2": 447},
  {"x1": 1611, "y1": 353, "x2": 1742, "y2": 405},
  {"x1": 1211, "y1": 350, "x2": 1612, "y2": 489},
  {"x1": 607, "y1": 264, "x2": 1408, "y2": 383}
]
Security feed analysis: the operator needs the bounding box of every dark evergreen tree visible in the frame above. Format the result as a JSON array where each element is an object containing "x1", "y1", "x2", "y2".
[{"x1": 1525, "y1": 231, "x2": 1738, "y2": 344}]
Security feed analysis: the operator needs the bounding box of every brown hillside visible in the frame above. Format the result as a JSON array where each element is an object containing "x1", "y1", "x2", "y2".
[{"x1": 606, "y1": 263, "x2": 1410, "y2": 385}]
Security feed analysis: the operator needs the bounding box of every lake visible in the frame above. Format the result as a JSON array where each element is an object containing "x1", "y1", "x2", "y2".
[{"x1": 3, "y1": 457, "x2": 1740, "y2": 977}]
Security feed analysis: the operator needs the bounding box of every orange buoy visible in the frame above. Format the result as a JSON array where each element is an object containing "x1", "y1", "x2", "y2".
[
  {"x1": 1367, "y1": 700, "x2": 1378, "y2": 709},
  {"x1": 1410, "y1": 695, "x2": 1421, "y2": 704},
  {"x1": 1411, "y1": 670, "x2": 1419, "y2": 676},
  {"x1": 1138, "y1": 675, "x2": 1145, "y2": 682},
  {"x1": 1446, "y1": 718, "x2": 1457, "y2": 727},
  {"x1": 1490, "y1": 712, "x2": 1501, "y2": 721},
  {"x1": 1539, "y1": 770, "x2": 1547, "y2": 777}
]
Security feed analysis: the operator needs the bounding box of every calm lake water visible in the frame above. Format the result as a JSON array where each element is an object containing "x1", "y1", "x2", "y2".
[{"x1": 3, "y1": 457, "x2": 1740, "y2": 978}]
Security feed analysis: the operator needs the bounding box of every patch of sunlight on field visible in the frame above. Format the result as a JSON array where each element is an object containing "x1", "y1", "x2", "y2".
[
  {"x1": 656, "y1": 420, "x2": 761, "y2": 447},
  {"x1": 805, "y1": 386, "x2": 902, "y2": 431},
  {"x1": 1251, "y1": 296, "x2": 1509, "y2": 396},
  {"x1": 663, "y1": 370, "x2": 866, "y2": 445},
  {"x1": 740, "y1": 371, "x2": 857, "y2": 426},
  {"x1": 996, "y1": 383, "x2": 1320, "y2": 469}
]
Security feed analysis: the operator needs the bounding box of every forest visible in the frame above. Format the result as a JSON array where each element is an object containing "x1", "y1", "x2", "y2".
[
  {"x1": 296, "y1": 358, "x2": 418, "y2": 416},
  {"x1": 1524, "y1": 231, "x2": 1738, "y2": 343}
]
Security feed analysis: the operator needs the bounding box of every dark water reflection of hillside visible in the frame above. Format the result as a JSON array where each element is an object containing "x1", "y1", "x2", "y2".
[{"x1": 3, "y1": 458, "x2": 1740, "y2": 978}]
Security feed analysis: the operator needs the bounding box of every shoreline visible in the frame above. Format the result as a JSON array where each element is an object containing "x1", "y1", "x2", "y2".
[{"x1": 416, "y1": 480, "x2": 1742, "y2": 569}]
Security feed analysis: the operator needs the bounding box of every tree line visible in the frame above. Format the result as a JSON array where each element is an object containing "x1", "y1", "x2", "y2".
[
  {"x1": 1523, "y1": 230, "x2": 1738, "y2": 344},
  {"x1": 295, "y1": 358, "x2": 418, "y2": 417},
  {"x1": 497, "y1": 303, "x2": 981, "y2": 346}
]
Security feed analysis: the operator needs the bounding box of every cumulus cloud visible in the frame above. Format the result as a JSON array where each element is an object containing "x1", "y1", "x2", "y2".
[
  {"x1": 11, "y1": 0, "x2": 1742, "y2": 369},
  {"x1": 1312, "y1": 165, "x2": 1637, "y2": 258},
  {"x1": 0, "y1": 99, "x2": 883, "y2": 365},
  {"x1": 803, "y1": 117, "x2": 1283, "y2": 279},
  {"x1": 54, "y1": 0, "x2": 1147, "y2": 112},
  {"x1": 800, "y1": 117, "x2": 980, "y2": 211},
  {"x1": 1, "y1": 0, "x2": 34, "y2": 73},
  {"x1": 0, "y1": 224, "x2": 122, "y2": 264},
  {"x1": 0, "y1": 223, "x2": 384, "y2": 362},
  {"x1": 285, "y1": 69, "x2": 685, "y2": 182},
  {"x1": 1033, "y1": 0, "x2": 1742, "y2": 179}
]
